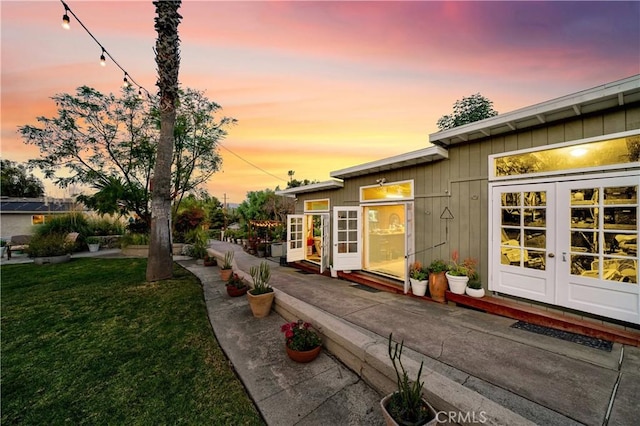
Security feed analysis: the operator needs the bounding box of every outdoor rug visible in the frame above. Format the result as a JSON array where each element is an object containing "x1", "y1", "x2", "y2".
[{"x1": 511, "y1": 321, "x2": 613, "y2": 351}]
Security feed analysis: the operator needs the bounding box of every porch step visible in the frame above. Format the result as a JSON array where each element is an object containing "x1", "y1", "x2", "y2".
[
  {"x1": 445, "y1": 291, "x2": 640, "y2": 347},
  {"x1": 289, "y1": 262, "x2": 640, "y2": 347}
]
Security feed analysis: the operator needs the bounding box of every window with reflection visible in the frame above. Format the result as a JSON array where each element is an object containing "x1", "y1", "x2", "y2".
[
  {"x1": 500, "y1": 191, "x2": 547, "y2": 270},
  {"x1": 494, "y1": 135, "x2": 639, "y2": 178},
  {"x1": 571, "y1": 185, "x2": 637, "y2": 284}
]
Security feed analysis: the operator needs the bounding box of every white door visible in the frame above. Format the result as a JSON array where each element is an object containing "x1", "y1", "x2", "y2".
[
  {"x1": 333, "y1": 206, "x2": 362, "y2": 271},
  {"x1": 404, "y1": 203, "x2": 415, "y2": 294},
  {"x1": 320, "y1": 213, "x2": 330, "y2": 274},
  {"x1": 490, "y1": 183, "x2": 556, "y2": 303},
  {"x1": 287, "y1": 214, "x2": 305, "y2": 262},
  {"x1": 557, "y1": 176, "x2": 639, "y2": 324}
]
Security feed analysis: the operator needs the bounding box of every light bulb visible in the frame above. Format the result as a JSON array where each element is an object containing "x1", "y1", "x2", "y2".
[
  {"x1": 62, "y1": 13, "x2": 70, "y2": 29},
  {"x1": 123, "y1": 75, "x2": 130, "y2": 88},
  {"x1": 100, "y1": 51, "x2": 106, "y2": 67}
]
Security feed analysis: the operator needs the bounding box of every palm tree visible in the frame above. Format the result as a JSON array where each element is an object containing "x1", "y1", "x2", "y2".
[{"x1": 147, "y1": 0, "x2": 182, "y2": 281}]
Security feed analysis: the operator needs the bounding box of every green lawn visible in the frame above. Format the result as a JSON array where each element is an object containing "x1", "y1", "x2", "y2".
[{"x1": 1, "y1": 258, "x2": 264, "y2": 425}]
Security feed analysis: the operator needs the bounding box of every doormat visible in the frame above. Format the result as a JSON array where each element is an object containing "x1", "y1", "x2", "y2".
[
  {"x1": 511, "y1": 321, "x2": 613, "y2": 352},
  {"x1": 350, "y1": 284, "x2": 381, "y2": 293}
]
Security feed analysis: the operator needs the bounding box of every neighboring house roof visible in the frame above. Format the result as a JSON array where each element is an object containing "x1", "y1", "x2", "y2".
[
  {"x1": 276, "y1": 179, "x2": 344, "y2": 196},
  {"x1": 430, "y1": 74, "x2": 640, "y2": 146},
  {"x1": 330, "y1": 145, "x2": 449, "y2": 180},
  {"x1": 0, "y1": 198, "x2": 78, "y2": 213}
]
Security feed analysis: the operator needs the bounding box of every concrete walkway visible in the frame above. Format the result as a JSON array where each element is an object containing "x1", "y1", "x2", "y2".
[{"x1": 191, "y1": 241, "x2": 638, "y2": 426}]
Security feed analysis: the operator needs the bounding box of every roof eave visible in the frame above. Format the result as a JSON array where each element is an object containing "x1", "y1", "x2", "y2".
[
  {"x1": 275, "y1": 179, "x2": 344, "y2": 196},
  {"x1": 330, "y1": 145, "x2": 449, "y2": 179},
  {"x1": 430, "y1": 74, "x2": 640, "y2": 146}
]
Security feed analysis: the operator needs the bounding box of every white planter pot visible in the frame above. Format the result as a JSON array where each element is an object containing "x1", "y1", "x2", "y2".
[
  {"x1": 409, "y1": 278, "x2": 428, "y2": 297},
  {"x1": 88, "y1": 243, "x2": 100, "y2": 253},
  {"x1": 445, "y1": 272, "x2": 468, "y2": 294},
  {"x1": 330, "y1": 266, "x2": 338, "y2": 278},
  {"x1": 466, "y1": 286, "x2": 485, "y2": 298}
]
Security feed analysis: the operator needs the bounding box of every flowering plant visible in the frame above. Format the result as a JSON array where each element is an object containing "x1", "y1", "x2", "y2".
[
  {"x1": 409, "y1": 261, "x2": 428, "y2": 281},
  {"x1": 447, "y1": 250, "x2": 477, "y2": 277},
  {"x1": 281, "y1": 320, "x2": 322, "y2": 351},
  {"x1": 226, "y1": 273, "x2": 247, "y2": 289}
]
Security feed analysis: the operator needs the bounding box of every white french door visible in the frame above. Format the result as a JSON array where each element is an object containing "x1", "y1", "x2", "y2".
[
  {"x1": 491, "y1": 176, "x2": 639, "y2": 324},
  {"x1": 332, "y1": 206, "x2": 361, "y2": 271},
  {"x1": 320, "y1": 214, "x2": 330, "y2": 274},
  {"x1": 286, "y1": 215, "x2": 305, "y2": 262},
  {"x1": 557, "y1": 176, "x2": 639, "y2": 323},
  {"x1": 491, "y1": 183, "x2": 556, "y2": 303}
]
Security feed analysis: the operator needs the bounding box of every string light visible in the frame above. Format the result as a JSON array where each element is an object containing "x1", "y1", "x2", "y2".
[
  {"x1": 59, "y1": 0, "x2": 151, "y2": 98},
  {"x1": 59, "y1": 0, "x2": 286, "y2": 183},
  {"x1": 61, "y1": 3, "x2": 70, "y2": 29}
]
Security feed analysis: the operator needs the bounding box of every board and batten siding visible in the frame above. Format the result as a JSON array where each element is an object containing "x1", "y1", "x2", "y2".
[{"x1": 291, "y1": 103, "x2": 640, "y2": 287}]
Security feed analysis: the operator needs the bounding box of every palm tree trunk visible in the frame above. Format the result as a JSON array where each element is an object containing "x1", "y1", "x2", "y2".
[{"x1": 147, "y1": 0, "x2": 182, "y2": 281}]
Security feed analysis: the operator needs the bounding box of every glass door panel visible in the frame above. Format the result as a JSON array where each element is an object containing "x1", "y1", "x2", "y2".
[
  {"x1": 491, "y1": 183, "x2": 555, "y2": 303},
  {"x1": 558, "y1": 176, "x2": 639, "y2": 324},
  {"x1": 363, "y1": 204, "x2": 406, "y2": 280}
]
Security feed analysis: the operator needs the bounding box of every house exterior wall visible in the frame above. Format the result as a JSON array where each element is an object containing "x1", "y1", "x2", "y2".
[
  {"x1": 0, "y1": 213, "x2": 39, "y2": 239},
  {"x1": 292, "y1": 103, "x2": 640, "y2": 289}
]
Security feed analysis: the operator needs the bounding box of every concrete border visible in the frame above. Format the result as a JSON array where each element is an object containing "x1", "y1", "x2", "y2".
[{"x1": 207, "y1": 248, "x2": 534, "y2": 426}]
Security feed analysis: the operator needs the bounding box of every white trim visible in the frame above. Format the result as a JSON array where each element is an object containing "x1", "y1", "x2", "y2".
[
  {"x1": 331, "y1": 146, "x2": 448, "y2": 179},
  {"x1": 431, "y1": 74, "x2": 640, "y2": 146},
  {"x1": 488, "y1": 130, "x2": 640, "y2": 182},
  {"x1": 276, "y1": 180, "x2": 343, "y2": 196}
]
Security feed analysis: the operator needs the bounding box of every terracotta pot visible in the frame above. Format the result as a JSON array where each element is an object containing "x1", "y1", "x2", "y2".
[
  {"x1": 220, "y1": 268, "x2": 233, "y2": 281},
  {"x1": 380, "y1": 393, "x2": 438, "y2": 426},
  {"x1": 226, "y1": 285, "x2": 248, "y2": 297},
  {"x1": 428, "y1": 271, "x2": 447, "y2": 303},
  {"x1": 246, "y1": 291, "x2": 274, "y2": 318},
  {"x1": 285, "y1": 345, "x2": 321, "y2": 363}
]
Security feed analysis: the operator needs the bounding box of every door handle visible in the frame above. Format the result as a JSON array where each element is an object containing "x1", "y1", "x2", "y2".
[{"x1": 548, "y1": 253, "x2": 555, "y2": 258}]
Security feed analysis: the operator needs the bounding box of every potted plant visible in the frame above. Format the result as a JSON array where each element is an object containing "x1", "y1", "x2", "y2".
[
  {"x1": 446, "y1": 250, "x2": 476, "y2": 295},
  {"x1": 203, "y1": 254, "x2": 217, "y2": 267},
  {"x1": 220, "y1": 251, "x2": 234, "y2": 281},
  {"x1": 86, "y1": 236, "x2": 101, "y2": 253},
  {"x1": 280, "y1": 319, "x2": 322, "y2": 363},
  {"x1": 246, "y1": 261, "x2": 274, "y2": 318},
  {"x1": 27, "y1": 233, "x2": 74, "y2": 265},
  {"x1": 408, "y1": 261, "x2": 428, "y2": 297},
  {"x1": 427, "y1": 259, "x2": 448, "y2": 303},
  {"x1": 1, "y1": 239, "x2": 7, "y2": 258},
  {"x1": 380, "y1": 333, "x2": 437, "y2": 425},
  {"x1": 226, "y1": 272, "x2": 248, "y2": 297},
  {"x1": 466, "y1": 272, "x2": 485, "y2": 298}
]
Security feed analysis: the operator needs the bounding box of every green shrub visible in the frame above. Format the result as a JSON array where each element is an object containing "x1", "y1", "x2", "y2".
[
  {"x1": 120, "y1": 233, "x2": 150, "y2": 247},
  {"x1": 34, "y1": 212, "x2": 90, "y2": 238},
  {"x1": 86, "y1": 217, "x2": 125, "y2": 236},
  {"x1": 27, "y1": 233, "x2": 74, "y2": 257}
]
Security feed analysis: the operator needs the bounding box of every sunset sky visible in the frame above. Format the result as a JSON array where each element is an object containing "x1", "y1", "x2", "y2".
[{"x1": 2, "y1": 1, "x2": 639, "y2": 204}]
